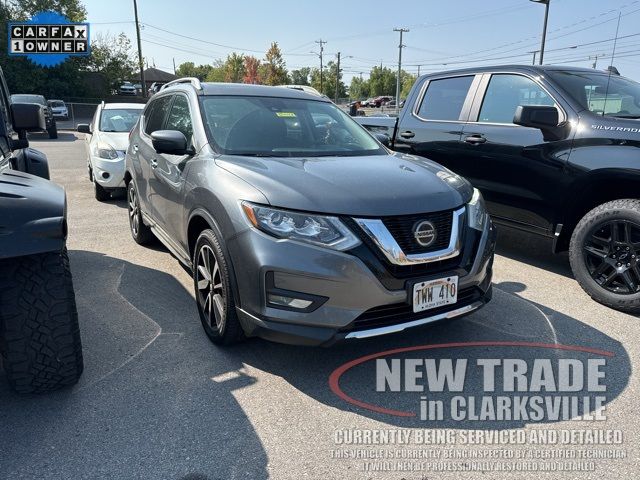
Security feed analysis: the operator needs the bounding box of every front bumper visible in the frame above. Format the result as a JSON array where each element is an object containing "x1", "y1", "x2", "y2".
[
  {"x1": 228, "y1": 216, "x2": 496, "y2": 346},
  {"x1": 90, "y1": 155, "x2": 126, "y2": 189}
]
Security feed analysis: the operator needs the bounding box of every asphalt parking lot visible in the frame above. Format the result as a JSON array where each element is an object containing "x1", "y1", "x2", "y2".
[{"x1": 1, "y1": 132, "x2": 638, "y2": 479}]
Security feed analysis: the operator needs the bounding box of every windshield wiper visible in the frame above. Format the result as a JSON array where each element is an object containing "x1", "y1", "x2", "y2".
[{"x1": 610, "y1": 114, "x2": 640, "y2": 119}]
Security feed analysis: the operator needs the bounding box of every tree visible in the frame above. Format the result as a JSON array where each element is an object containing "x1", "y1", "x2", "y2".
[
  {"x1": 4, "y1": 0, "x2": 86, "y2": 21},
  {"x1": 205, "y1": 60, "x2": 225, "y2": 82},
  {"x1": 243, "y1": 56, "x2": 261, "y2": 84},
  {"x1": 262, "y1": 42, "x2": 288, "y2": 86},
  {"x1": 349, "y1": 76, "x2": 369, "y2": 100},
  {"x1": 86, "y1": 32, "x2": 137, "y2": 93},
  {"x1": 289, "y1": 67, "x2": 310, "y2": 85},
  {"x1": 176, "y1": 62, "x2": 216, "y2": 81},
  {"x1": 223, "y1": 53, "x2": 245, "y2": 83},
  {"x1": 368, "y1": 66, "x2": 396, "y2": 96},
  {"x1": 401, "y1": 72, "x2": 416, "y2": 99}
]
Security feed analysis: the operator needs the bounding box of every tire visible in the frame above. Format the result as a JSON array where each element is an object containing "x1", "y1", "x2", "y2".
[
  {"x1": 47, "y1": 124, "x2": 58, "y2": 139},
  {"x1": 0, "y1": 249, "x2": 83, "y2": 394},
  {"x1": 127, "y1": 181, "x2": 154, "y2": 245},
  {"x1": 193, "y1": 229, "x2": 244, "y2": 345},
  {"x1": 94, "y1": 178, "x2": 110, "y2": 202},
  {"x1": 569, "y1": 199, "x2": 640, "y2": 312}
]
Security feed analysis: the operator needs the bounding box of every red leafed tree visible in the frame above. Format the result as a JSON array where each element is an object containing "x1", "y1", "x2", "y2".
[{"x1": 243, "y1": 56, "x2": 261, "y2": 84}]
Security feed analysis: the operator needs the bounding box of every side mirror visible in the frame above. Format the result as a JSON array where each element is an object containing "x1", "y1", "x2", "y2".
[
  {"x1": 374, "y1": 132, "x2": 391, "y2": 147},
  {"x1": 151, "y1": 130, "x2": 193, "y2": 155},
  {"x1": 11, "y1": 102, "x2": 45, "y2": 131},
  {"x1": 513, "y1": 105, "x2": 559, "y2": 129},
  {"x1": 77, "y1": 124, "x2": 91, "y2": 134}
]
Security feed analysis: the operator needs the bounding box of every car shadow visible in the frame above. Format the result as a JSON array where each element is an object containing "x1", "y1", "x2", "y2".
[
  {"x1": 0, "y1": 250, "x2": 268, "y2": 480},
  {"x1": 0, "y1": 251, "x2": 629, "y2": 477},
  {"x1": 27, "y1": 131, "x2": 78, "y2": 142},
  {"x1": 495, "y1": 224, "x2": 574, "y2": 279}
]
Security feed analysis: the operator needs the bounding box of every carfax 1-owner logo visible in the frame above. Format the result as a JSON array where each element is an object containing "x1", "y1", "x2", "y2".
[{"x1": 7, "y1": 11, "x2": 90, "y2": 67}]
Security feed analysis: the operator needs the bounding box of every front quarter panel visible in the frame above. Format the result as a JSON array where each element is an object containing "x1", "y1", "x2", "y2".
[
  {"x1": 0, "y1": 171, "x2": 67, "y2": 259},
  {"x1": 182, "y1": 155, "x2": 269, "y2": 252}
]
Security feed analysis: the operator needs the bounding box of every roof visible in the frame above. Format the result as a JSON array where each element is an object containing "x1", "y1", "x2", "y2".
[
  {"x1": 418, "y1": 64, "x2": 610, "y2": 78},
  {"x1": 103, "y1": 103, "x2": 145, "y2": 110},
  {"x1": 140, "y1": 67, "x2": 178, "y2": 83}
]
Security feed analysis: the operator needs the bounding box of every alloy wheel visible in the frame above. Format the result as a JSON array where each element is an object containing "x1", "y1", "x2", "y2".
[
  {"x1": 583, "y1": 220, "x2": 640, "y2": 294},
  {"x1": 128, "y1": 185, "x2": 139, "y2": 236},
  {"x1": 196, "y1": 245, "x2": 225, "y2": 329}
]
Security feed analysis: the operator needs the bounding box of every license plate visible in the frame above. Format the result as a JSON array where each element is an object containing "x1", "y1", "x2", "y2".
[{"x1": 412, "y1": 276, "x2": 458, "y2": 313}]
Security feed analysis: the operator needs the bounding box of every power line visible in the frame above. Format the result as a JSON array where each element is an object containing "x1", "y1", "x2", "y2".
[{"x1": 141, "y1": 22, "x2": 315, "y2": 57}]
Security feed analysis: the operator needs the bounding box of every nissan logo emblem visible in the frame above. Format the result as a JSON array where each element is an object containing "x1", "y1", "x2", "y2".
[{"x1": 414, "y1": 220, "x2": 437, "y2": 247}]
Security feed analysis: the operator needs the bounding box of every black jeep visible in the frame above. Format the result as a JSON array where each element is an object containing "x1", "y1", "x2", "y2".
[{"x1": 0, "y1": 67, "x2": 83, "y2": 393}]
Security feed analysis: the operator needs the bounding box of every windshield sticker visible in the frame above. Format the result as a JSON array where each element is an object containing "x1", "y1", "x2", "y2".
[{"x1": 276, "y1": 112, "x2": 296, "y2": 118}]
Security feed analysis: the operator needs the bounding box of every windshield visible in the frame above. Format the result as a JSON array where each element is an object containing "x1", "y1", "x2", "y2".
[
  {"x1": 49, "y1": 101, "x2": 65, "y2": 107},
  {"x1": 99, "y1": 108, "x2": 142, "y2": 132},
  {"x1": 548, "y1": 70, "x2": 640, "y2": 117},
  {"x1": 200, "y1": 96, "x2": 385, "y2": 157},
  {"x1": 11, "y1": 94, "x2": 45, "y2": 105}
]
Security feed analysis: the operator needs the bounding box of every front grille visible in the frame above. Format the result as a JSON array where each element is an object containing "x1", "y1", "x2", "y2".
[
  {"x1": 342, "y1": 287, "x2": 482, "y2": 333},
  {"x1": 382, "y1": 210, "x2": 453, "y2": 255}
]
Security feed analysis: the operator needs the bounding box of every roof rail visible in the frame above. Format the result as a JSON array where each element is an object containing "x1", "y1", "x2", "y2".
[{"x1": 160, "y1": 77, "x2": 202, "y2": 91}]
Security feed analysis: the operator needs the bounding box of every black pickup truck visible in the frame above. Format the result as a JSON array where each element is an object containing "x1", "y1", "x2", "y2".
[
  {"x1": 0, "y1": 66, "x2": 83, "y2": 393},
  {"x1": 357, "y1": 65, "x2": 640, "y2": 312}
]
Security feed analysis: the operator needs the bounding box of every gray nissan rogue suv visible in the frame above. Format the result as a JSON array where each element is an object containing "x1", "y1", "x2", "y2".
[{"x1": 125, "y1": 78, "x2": 496, "y2": 346}]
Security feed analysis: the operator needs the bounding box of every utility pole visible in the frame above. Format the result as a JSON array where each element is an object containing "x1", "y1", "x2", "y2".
[
  {"x1": 173, "y1": 57, "x2": 176, "y2": 75},
  {"x1": 133, "y1": 0, "x2": 146, "y2": 97},
  {"x1": 529, "y1": 50, "x2": 539, "y2": 65},
  {"x1": 589, "y1": 54, "x2": 600, "y2": 69},
  {"x1": 334, "y1": 52, "x2": 341, "y2": 104},
  {"x1": 417, "y1": 65, "x2": 421, "y2": 76},
  {"x1": 530, "y1": 0, "x2": 550, "y2": 65},
  {"x1": 393, "y1": 28, "x2": 409, "y2": 115},
  {"x1": 315, "y1": 39, "x2": 326, "y2": 93}
]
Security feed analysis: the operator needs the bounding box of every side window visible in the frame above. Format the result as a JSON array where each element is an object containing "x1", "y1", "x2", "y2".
[
  {"x1": 165, "y1": 95, "x2": 193, "y2": 143},
  {"x1": 478, "y1": 74, "x2": 556, "y2": 124},
  {"x1": 144, "y1": 95, "x2": 172, "y2": 135},
  {"x1": 417, "y1": 76, "x2": 474, "y2": 121}
]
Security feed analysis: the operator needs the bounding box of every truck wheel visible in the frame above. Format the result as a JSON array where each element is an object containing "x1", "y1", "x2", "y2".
[
  {"x1": 0, "y1": 249, "x2": 83, "y2": 394},
  {"x1": 48, "y1": 124, "x2": 58, "y2": 139},
  {"x1": 94, "y1": 179, "x2": 110, "y2": 202},
  {"x1": 193, "y1": 229, "x2": 244, "y2": 345},
  {"x1": 127, "y1": 181, "x2": 154, "y2": 245},
  {"x1": 570, "y1": 199, "x2": 640, "y2": 312}
]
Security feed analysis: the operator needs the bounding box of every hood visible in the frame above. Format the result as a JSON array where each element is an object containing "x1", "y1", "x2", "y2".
[
  {"x1": 215, "y1": 152, "x2": 473, "y2": 216},
  {"x1": 96, "y1": 132, "x2": 130, "y2": 152}
]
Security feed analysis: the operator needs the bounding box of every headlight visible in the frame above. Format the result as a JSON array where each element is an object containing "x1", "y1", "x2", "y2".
[
  {"x1": 94, "y1": 141, "x2": 120, "y2": 160},
  {"x1": 242, "y1": 202, "x2": 361, "y2": 251},
  {"x1": 467, "y1": 188, "x2": 488, "y2": 231}
]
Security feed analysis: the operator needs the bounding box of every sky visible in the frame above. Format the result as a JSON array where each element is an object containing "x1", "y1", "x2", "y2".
[{"x1": 84, "y1": 0, "x2": 640, "y2": 84}]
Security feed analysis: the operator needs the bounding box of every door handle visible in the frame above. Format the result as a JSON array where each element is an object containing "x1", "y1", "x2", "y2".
[
  {"x1": 399, "y1": 130, "x2": 415, "y2": 139},
  {"x1": 150, "y1": 158, "x2": 158, "y2": 169},
  {"x1": 464, "y1": 134, "x2": 487, "y2": 144}
]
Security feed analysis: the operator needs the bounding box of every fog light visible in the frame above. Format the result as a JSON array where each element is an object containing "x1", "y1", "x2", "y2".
[
  {"x1": 101, "y1": 171, "x2": 110, "y2": 179},
  {"x1": 267, "y1": 294, "x2": 313, "y2": 309}
]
